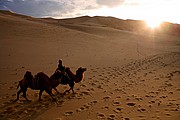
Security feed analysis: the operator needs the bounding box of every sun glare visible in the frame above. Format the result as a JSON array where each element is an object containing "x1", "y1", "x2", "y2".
[
  {"x1": 145, "y1": 19, "x2": 162, "y2": 29},
  {"x1": 87, "y1": 0, "x2": 180, "y2": 27}
]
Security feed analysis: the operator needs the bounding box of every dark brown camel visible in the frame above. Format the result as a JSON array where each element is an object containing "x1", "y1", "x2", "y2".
[
  {"x1": 59, "y1": 67, "x2": 87, "y2": 94},
  {"x1": 49, "y1": 70, "x2": 64, "y2": 94},
  {"x1": 16, "y1": 70, "x2": 63, "y2": 101}
]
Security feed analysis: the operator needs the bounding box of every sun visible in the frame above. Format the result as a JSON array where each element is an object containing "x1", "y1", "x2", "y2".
[{"x1": 145, "y1": 18, "x2": 162, "y2": 29}]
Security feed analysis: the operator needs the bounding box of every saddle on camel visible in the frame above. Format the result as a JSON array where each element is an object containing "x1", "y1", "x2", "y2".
[
  {"x1": 54, "y1": 59, "x2": 87, "y2": 94},
  {"x1": 59, "y1": 67, "x2": 87, "y2": 94},
  {"x1": 16, "y1": 70, "x2": 63, "y2": 101}
]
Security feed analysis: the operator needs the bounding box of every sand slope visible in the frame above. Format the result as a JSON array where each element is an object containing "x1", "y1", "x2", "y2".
[{"x1": 0, "y1": 11, "x2": 180, "y2": 120}]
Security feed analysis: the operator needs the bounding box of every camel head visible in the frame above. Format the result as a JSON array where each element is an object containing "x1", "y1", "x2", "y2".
[
  {"x1": 75, "y1": 67, "x2": 87, "y2": 83},
  {"x1": 78, "y1": 67, "x2": 86, "y2": 72}
]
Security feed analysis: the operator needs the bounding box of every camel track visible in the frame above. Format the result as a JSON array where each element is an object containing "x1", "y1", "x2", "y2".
[
  {"x1": 90, "y1": 52, "x2": 180, "y2": 81},
  {"x1": 88, "y1": 52, "x2": 180, "y2": 119},
  {"x1": 0, "y1": 52, "x2": 180, "y2": 120}
]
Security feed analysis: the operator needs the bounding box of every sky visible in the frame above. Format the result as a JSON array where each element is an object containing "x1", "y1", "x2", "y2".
[{"x1": 0, "y1": 0, "x2": 180, "y2": 24}]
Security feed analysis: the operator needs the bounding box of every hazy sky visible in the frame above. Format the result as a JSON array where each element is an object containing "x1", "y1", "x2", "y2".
[{"x1": 0, "y1": 0, "x2": 180, "y2": 24}]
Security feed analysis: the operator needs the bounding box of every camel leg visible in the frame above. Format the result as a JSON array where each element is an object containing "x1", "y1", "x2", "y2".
[
  {"x1": 71, "y1": 88, "x2": 75, "y2": 94},
  {"x1": 70, "y1": 83, "x2": 75, "y2": 94},
  {"x1": 53, "y1": 88, "x2": 60, "y2": 94},
  {"x1": 23, "y1": 89, "x2": 30, "y2": 102},
  {"x1": 39, "y1": 89, "x2": 44, "y2": 101},
  {"x1": 45, "y1": 89, "x2": 56, "y2": 101},
  {"x1": 64, "y1": 87, "x2": 73, "y2": 94},
  {"x1": 15, "y1": 89, "x2": 23, "y2": 101},
  {"x1": 64, "y1": 83, "x2": 75, "y2": 94}
]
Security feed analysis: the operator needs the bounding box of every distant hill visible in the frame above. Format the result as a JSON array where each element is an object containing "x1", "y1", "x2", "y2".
[
  {"x1": 58, "y1": 16, "x2": 180, "y2": 37},
  {"x1": 1, "y1": 10, "x2": 180, "y2": 37},
  {"x1": 0, "y1": 10, "x2": 33, "y2": 19}
]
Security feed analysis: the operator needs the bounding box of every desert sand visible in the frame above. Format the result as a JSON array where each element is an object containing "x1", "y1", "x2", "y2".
[{"x1": 0, "y1": 11, "x2": 180, "y2": 120}]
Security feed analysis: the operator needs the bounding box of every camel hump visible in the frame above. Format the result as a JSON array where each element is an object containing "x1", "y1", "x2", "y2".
[
  {"x1": 37, "y1": 72, "x2": 45, "y2": 75},
  {"x1": 51, "y1": 70, "x2": 63, "y2": 80},
  {"x1": 36, "y1": 72, "x2": 49, "y2": 78},
  {"x1": 24, "y1": 71, "x2": 33, "y2": 80},
  {"x1": 65, "y1": 67, "x2": 70, "y2": 70}
]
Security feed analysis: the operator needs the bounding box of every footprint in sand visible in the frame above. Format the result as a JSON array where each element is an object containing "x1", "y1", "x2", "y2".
[
  {"x1": 83, "y1": 104, "x2": 91, "y2": 110},
  {"x1": 102, "y1": 106, "x2": 109, "y2": 110},
  {"x1": 97, "y1": 112, "x2": 106, "y2": 119},
  {"x1": 97, "y1": 85, "x2": 103, "y2": 89},
  {"x1": 165, "y1": 113, "x2": 171, "y2": 117},
  {"x1": 76, "y1": 107, "x2": 86, "y2": 112},
  {"x1": 80, "y1": 84, "x2": 87, "y2": 87},
  {"x1": 3, "y1": 106, "x2": 17, "y2": 114},
  {"x1": 103, "y1": 96, "x2": 111, "y2": 100},
  {"x1": 114, "y1": 107, "x2": 122, "y2": 113},
  {"x1": 89, "y1": 82, "x2": 97, "y2": 86},
  {"x1": 2, "y1": 95, "x2": 10, "y2": 99},
  {"x1": 107, "y1": 114, "x2": 116, "y2": 120},
  {"x1": 91, "y1": 100, "x2": 98, "y2": 104},
  {"x1": 137, "y1": 108, "x2": 146, "y2": 112},
  {"x1": 135, "y1": 97, "x2": 143, "y2": 101},
  {"x1": 112, "y1": 100, "x2": 121, "y2": 106},
  {"x1": 64, "y1": 111, "x2": 73, "y2": 116},
  {"x1": 77, "y1": 100, "x2": 98, "y2": 112},
  {"x1": 8, "y1": 86, "x2": 14, "y2": 90},
  {"x1": 124, "y1": 118, "x2": 130, "y2": 120},
  {"x1": 86, "y1": 88, "x2": 95, "y2": 92},
  {"x1": 55, "y1": 118, "x2": 62, "y2": 120},
  {"x1": 88, "y1": 77, "x2": 93, "y2": 80},
  {"x1": 126, "y1": 102, "x2": 136, "y2": 106},
  {"x1": 55, "y1": 100, "x2": 64, "y2": 107},
  {"x1": 80, "y1": 91, "x2": 91, "y2": 96}
]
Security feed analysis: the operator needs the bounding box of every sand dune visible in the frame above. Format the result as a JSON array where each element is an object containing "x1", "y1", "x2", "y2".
[
  {"x1": 0, "y1": 11, "x2": 180, "y2": 120},
  {"x1": 58, "y1": 15, "x2": 180, "y2": 37}
]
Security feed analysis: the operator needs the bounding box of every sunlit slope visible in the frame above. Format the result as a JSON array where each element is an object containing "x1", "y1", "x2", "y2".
[{"x1": 58, "y1": 15, "x2": 180, "y2": 37}]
